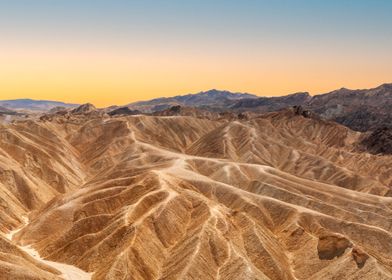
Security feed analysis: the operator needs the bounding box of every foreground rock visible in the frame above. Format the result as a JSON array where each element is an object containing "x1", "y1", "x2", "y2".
[{"x1": 1, "y1": 111, "x2": 392, "y2": 279}]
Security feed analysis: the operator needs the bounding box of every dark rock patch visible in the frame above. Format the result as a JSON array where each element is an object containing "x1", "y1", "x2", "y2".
[
  {"x1": 359, "y1": 127, "x2": 392, "y2": 155},
  {"x1": 317, "y1": 235, "x2": 351, "y2": 260},
  {"x1": 352, "y1": 248, "x2": 369, "y2": 268},
  {"x1": 108, "y1": 107, "x2": 141, "y2": 116}
]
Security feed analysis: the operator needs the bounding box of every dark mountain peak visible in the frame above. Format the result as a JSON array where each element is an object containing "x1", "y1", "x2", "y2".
[
  {"x1": 188, "y1": 89, "x2": 258, "y2": 99},
  {"x1": 376, "y1": 83, "x2": 392, "y2": 90},
  {"x1": 108, "y1": 107, "x2": 141, "y2": 116},
  {"x1": 282, "y1": 91, "x2": 311, "y2": 100},
  {"x1": 371, "y1": 83, "x2": 392, "y2": 94},
  {"x1": 319, "y1": 83, "x2": 392, "y2": 97},
  {"x1": 71, "y1": 103, "x2": 96, "y2": 114},
  {"x1": 322, "y1": 87, "x2": 352, "y2": 95},
  {"x1": 202, "y1": 89, "x2": 220, "y2": 94},
  {"x1": 200, "y1": 89, "x2": 228, "y2": 97},
  {"x1": 289, "y1": 91, "x2": 311, "y2": 96},
  {"x1": 128, "y1": 89, "x2": 257, "y2": 112}
]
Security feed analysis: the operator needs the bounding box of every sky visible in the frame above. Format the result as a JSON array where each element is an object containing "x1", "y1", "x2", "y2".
[{"x1": 0, "y1": 0, "x2": 391, "y2": 107}]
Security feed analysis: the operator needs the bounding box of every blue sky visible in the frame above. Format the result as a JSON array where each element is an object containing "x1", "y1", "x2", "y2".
[{"x1": 0, "y1": 0, "x2": 391, "y2": 105}]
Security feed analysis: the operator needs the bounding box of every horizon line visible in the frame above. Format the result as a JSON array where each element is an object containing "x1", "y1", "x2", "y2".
[{"x1": 1, "y1": 82, "x2": 390, "y2": 108}]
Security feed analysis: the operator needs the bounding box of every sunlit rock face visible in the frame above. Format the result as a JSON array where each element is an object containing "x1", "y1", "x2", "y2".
[{"x1": 1, "y1": 109, "x2": 392, "y2": 280}]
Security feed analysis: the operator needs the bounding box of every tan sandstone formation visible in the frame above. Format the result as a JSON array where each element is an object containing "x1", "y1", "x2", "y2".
[{"x1": 0, "y1": 107, "x2": 391, "y2": 279}]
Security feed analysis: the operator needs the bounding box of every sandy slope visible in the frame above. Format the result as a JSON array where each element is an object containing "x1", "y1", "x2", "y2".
[
  {"x1": 3, "y1": 217, "x2": 91, "y2": 280},
  {"x1": 1, "y1": 108, "x2": 392, "y2": 279}
]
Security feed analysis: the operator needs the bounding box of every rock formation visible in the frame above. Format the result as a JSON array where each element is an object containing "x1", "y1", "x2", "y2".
[
  {"x1": 127, "y1": 83, "x2": 392, "y2": 132},
  {"x1": 358, "y1": 127, "x2": 392, "y2": 155},
  {"x1": 1, "y1": 110, "x2": 392, "y2": 279}
]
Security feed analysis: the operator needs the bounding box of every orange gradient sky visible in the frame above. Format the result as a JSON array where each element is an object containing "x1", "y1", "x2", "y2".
[{"x1": 1, "y1": 1, "x2": 391, "y2": 107}]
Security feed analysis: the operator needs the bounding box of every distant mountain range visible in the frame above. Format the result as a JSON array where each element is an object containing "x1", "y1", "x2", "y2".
[
  {"x1": 0, "y1": 106, "x2": 18, "y2": 115},
  {"x1": 0, "y1": 99, "x2": 78, "y2": 112},
  {"x1": 308, "y1": 84, "x2": 392, "y2": 131},
  {"x1": 127, "y1": 84, "x2": 392, "y2": 132},
  {"x1": 127, "y1": 89, "x2": 258, "y2": 112},
  {"x1": 1, "y1": 83, "x2": 391, "y2": 131}
]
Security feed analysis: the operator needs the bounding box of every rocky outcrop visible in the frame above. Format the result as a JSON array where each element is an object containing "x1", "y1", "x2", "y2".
[
  {"x1": 317, "y1": 235, "x2": 351, "y2": 260},
  {"x1": 71, "y1": 103, "x2": 97, "y2": 114},
  {"x1": 292, "y1": 105, "x2": 317, "y2": 118},
  {"x1": 352, "y1": 248, "x2": 369, "y2": 268},
  {"x1": 108, "y1": 107, "x2": 141, "y2": 116},
  {"x1": 359, "y1": 127, "x2": 392, "y2": 155}
]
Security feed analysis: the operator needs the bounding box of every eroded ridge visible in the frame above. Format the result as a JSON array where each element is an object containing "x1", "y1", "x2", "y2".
[{"x1": 1, "y1": 110, "x2": 392, "y2": 279}]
